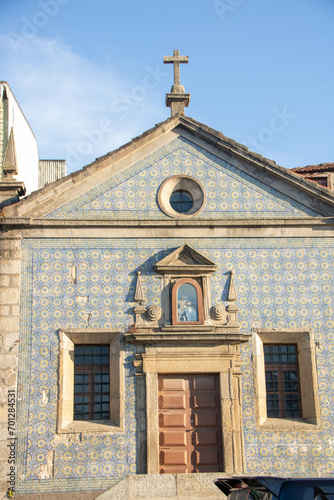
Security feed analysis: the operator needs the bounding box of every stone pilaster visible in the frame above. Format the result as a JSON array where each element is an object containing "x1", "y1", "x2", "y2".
[{"x1": 0, "y1": 235, "x2": 21, "y2": 496}]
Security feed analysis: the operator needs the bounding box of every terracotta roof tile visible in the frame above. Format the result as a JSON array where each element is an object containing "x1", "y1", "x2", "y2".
[{"x1": 291, "y1": 163, "x2": 334, "y2": 173}]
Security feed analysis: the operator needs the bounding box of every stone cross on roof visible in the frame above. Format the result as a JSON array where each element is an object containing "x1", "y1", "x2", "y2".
[
  {"x1": 164, "y1": 50, "x2": 189, "y2": 89},
  {"x1": 163, "y1": 49, "x2": 191, "y2": 117}
]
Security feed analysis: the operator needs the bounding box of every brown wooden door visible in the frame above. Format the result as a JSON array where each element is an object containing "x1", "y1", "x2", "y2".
[{"x1": 158, "y1": 374, "x2": 223, "y2": 474}]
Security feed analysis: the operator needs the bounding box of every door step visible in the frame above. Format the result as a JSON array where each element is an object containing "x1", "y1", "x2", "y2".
[{"x1": 95, "y1": 473, "x2": 227, "y2": 499}]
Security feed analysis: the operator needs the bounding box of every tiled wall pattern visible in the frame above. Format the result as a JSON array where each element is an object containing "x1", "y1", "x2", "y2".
[
  {"x1": 17, "y1": 237, "x2": 334, "y2": 493},
  {"x1": 47, "y1": 138, "x2": 320, "y2": 219}
]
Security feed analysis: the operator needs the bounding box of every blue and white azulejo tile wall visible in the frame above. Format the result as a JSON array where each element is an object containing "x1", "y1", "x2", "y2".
[{"x1": 16, "y1": 237, "x2": 334, "y2": 493}]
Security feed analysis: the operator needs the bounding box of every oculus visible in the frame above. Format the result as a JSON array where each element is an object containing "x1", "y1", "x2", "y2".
[{"x1": 158, "y1": 175, "x2": 206, "y2": 218}]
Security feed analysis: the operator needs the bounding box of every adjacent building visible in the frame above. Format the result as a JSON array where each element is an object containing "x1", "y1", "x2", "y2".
[
  {"x1": 291, "y1": 163, "x2": 334, "y2": 191},
  {"x1": 0, "y1": 81, "x2": 38, "y2": 204}
]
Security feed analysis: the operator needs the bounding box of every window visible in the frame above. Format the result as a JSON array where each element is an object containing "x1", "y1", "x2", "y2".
[
  {"x1": 57, "y1": 329, "x2": 124, "y2": 434},
  {"x1": 264, "y1": 344, "x2": 301, "y2": 418},
  {"x1": 170, "y1": 190, "x2": 193, "y2": 213},
  {"x1": 305, "y1": 176, "x2": 328, "y2": 187},
  {"x1": 74, "y1": 344, "x2": 110, "y2": 421},
  {"x1": 171, "y1": 278, "x2": 204, "y2": 325},
  {"x1": 253, "y1": 329, "x2": 320, "y2": 429},
  {"x1": 157, "y1": 175, "x2": 206, "y2": 218}
]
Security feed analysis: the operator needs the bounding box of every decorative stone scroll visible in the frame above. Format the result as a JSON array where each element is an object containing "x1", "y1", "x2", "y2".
[
  {"x1": 210, "y1": 269, "x2": 239, "y2": 325},
  {"x1": 133, "y1": 271, "x2": 161, "y2": 326},
  {"x1": 146, "y1": 305, "x2": 162, "y2": 321},
  {"x1": 211, "y1": 304, "x2": 227, "y2": 321}
]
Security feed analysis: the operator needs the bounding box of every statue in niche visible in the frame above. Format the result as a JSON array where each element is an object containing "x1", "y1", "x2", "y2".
[{"x1": 177, "y1": 283, "x2": 198, "y2": 322}]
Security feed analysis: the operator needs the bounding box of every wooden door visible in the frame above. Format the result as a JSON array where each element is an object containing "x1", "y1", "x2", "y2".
[{"x1": 158, "y1": 374, "x2": 223, "y2": 473}]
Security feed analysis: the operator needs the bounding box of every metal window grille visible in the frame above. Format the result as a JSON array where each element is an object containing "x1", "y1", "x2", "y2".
[
  {"x1": 264, "y1": 344, "x2": 301, "y2": 418},
  {"x1": 74, "y1": 344, "x2": 110, "y2": 420}
]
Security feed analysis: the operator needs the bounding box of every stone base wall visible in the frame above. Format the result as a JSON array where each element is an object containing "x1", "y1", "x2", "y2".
[{"x1": 96, "y1": 473, "x2": 225, "y2": 500}]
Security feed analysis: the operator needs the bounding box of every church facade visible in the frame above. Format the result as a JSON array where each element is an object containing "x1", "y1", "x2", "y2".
[{"x1": 1, "y1": 55, "x2": 334, "y2": 498}]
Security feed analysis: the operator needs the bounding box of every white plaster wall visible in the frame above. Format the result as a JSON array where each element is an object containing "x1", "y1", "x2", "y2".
[{"x1": 5, "y1": 84, "x2": 39, "y2": 195}]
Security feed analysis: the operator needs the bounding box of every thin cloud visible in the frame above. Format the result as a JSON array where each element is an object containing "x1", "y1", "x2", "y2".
[{"x1": 0, "y1": 35, "x2": 167, "y2": 172}]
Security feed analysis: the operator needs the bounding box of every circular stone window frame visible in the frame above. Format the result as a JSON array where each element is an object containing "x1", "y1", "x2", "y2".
[{"x1": 158, "y1": 175, "x2": 206, "y2": 218}]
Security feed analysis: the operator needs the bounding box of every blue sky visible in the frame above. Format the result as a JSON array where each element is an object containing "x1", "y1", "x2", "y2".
[{"x1": 1, "y1": 0, "x2": 333, "y2": 173}]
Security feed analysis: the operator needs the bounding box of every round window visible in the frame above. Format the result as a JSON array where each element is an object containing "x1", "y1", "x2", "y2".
[
  {"x1": 158, "y1": 175, "x2": 206, "y2": 218},
  {"x1": 170, "y1": 190, "x2": 193, "y2": 213}
]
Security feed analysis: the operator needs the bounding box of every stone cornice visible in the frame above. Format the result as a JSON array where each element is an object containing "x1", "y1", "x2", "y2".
[
  {"x1": 125, "y1": 327, "x2": 250, "y2": 345},
  {"x1": 2, "y1": 216, "x2": 334, "y2": 229}
]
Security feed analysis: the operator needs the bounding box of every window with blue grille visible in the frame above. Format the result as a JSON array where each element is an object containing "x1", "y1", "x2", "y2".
[{"x1": 74, "y1": 344, "x2": 110, "y2": 420}]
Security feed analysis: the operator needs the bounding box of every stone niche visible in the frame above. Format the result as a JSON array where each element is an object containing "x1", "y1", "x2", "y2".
[{"x1": 129, "y1": 244, "x2": 243, "y2": 340}]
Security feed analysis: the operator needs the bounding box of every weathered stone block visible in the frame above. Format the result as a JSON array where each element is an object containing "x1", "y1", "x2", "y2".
[
  {"x1": 0, "y1": 275, "x2": 10, "y2": 287},
  {"x1": 0, "y1": 288, "x2": 19, "y2": 305},
  {"x1": 0, "y1": 422, "x2": 8, "y2": 440},
  {"x1": 0, "y1": 355, "x2": 17, "y2": 370},
  {"x1": 9, "y1": 275, "x2": 21, "y2": 288},
  {"x1": 4, "y1": 368, "x2": 16, "y2": 386},
  {"x1": 176, "y1": 473, "x2": 223, "y2": 497},
  {"x1": 0, "y1": 387, "x2": 7, "y2": 407},
  {"x1": 1, "y1": 249, "x2": 21, "y2": 260},
  {"x1": 0, "y1": 260, "x2": 21, "y2": 275},
  {"x1": 10, "y1": 305, "x2": 20, "y2": 316},
  {"x1": 0, "y1": 405, "x2": 7, "y2": 422},
  {"x1": 129, "y1": 474, "x2": 177, "y2": 498},
  {"x1": 0, "y1": 239, "x2": 21, "y2": 250},
  {"x1": 4, "y1": 333, "x2": 20, "y2": 352},
  {"x1": 0, "y1": 305, "x2": 10, "y2": 316},
  {"x1": 0, "y1": 316, "x2": 19, "y2": 331}
]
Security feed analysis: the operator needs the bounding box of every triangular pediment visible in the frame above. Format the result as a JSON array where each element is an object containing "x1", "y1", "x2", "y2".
[
  {"x1": 42, "y1": 138, "x2": 323, "y2": 220},
  {"x1": 154, "y1": 245, "x2": 216, "y2": 275},
  {"x1": 4, "y1": 114, "x2": 334, "y2": 220}
]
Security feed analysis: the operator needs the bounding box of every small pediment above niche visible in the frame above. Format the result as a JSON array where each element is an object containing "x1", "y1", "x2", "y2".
[{"x1": 154, "y1": 244, "x2": 216, "y2": 276}]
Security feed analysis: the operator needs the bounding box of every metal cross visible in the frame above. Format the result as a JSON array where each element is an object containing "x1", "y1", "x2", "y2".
[{"x1": 164, "y1": 50, "x2": 189, "y2": 86}]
